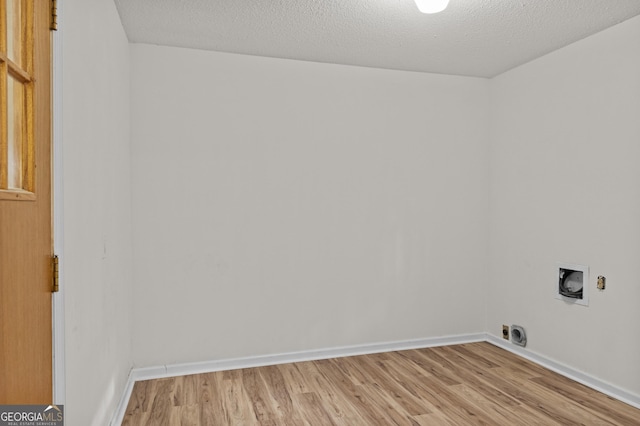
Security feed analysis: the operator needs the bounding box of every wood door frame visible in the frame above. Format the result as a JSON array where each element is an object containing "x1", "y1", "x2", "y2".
[{"x1": 52, "y1": 0, "x2": 65, "y2": 405}]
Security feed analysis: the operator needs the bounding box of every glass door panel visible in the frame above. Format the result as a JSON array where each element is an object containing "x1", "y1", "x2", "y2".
[
  {"x1": 1, "y1": 0, "x2": 34, "y2": 194},
  {"x1": 7, "y1": 75, "x2": 25, "y2": 189},
  {"x1": 6, "y1": 0, "x2": 25, "y2": 67}
]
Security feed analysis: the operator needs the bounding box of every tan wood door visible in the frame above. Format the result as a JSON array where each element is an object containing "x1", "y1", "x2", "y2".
[{"x1": 0, "y1": 0, "x2": 53, "y2": 403}]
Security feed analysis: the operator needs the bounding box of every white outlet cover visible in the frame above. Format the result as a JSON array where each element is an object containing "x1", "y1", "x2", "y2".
[{"x1": 556, "y1": 262, "x2": 589, "y2": 306}]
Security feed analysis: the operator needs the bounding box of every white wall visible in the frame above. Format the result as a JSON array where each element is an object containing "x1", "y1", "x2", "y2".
[
  {"x1": 62, "y1": 0, "x2": 133, "y2": 424},
  {"x1": 130, "y1": 44, "x2": 490, "y2": 366},
  {"x1": 58, "y1": 9, "x2": 639, "y2": 422},
  {"x1": 489, "y1": 15, "x2": 640, "y2": 396}
]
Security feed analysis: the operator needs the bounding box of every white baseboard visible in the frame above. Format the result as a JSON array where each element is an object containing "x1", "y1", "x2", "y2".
[
  {"x1": 110, "y1": 332, "x2": 640, "y2": 425},
  {"x1": 109, "y1": 333, "x2": 483, "y2": 425},
  {"x1": 135, "y1": 333, "x2": 485, "y2": 382},
  {"x1": 110, "y1": 367, "x2": 137, "y2": 426},
  {"x1": 485, "y1": 334, "x2": 640, "y2": 410}
]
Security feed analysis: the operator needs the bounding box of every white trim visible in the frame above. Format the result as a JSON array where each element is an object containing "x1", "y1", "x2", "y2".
[
  {"x1": 143, "y1": 333, "x2": 484, "y2": 381},
  {"x1": 52, "y1": 0, "x2": 66, "y2": 405},
  {"x1": 486, "y1": 334, "x2": 640, "y2": 409},
  {"x1": 110, "y1": 333, "x2": 640, "y2": 424},
  {"x1": 109, "y1": 333, "x2": 484, "y2": 425},
  {"x1": 110, "y1": 367, "x2": 136, "y2": 426}
]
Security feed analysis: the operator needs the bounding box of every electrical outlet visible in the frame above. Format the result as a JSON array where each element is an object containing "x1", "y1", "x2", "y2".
[{"x1": 502, "y1": 325, "x2": 509, "y2": 340}]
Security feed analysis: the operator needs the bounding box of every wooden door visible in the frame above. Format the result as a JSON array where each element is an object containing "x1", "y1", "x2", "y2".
[{"x1": 0, "y1": 0, "x2": 53, "y2": 403}]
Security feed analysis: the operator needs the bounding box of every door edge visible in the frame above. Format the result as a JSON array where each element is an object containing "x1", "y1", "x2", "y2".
[{"x1": 52, "y1": 0, "x2": 65, "y2": 405}]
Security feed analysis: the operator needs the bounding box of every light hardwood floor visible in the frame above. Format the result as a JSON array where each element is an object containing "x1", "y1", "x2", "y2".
[{"x1": 122, "y1": 342, "x2": 640, "y2": 425}]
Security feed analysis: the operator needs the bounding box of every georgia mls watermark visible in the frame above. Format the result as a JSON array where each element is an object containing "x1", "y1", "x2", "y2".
[{"x1": 0, "y1": 405, "x2": 63, "y2": 426}]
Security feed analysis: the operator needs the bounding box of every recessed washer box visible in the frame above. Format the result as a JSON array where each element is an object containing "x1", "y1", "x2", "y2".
[{"x1": 556, "y1": 262, "x2": 589, "y2": 306}]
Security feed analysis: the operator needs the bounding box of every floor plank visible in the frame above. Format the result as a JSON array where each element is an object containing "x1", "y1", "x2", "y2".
[{"x1": 121, "y1": 342, "x2": 640, "y2": 425}]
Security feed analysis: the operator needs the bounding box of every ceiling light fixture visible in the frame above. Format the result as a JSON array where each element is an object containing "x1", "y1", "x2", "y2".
[{"x1": 414, "y1": 0, "x2": 449, "y2": 14}]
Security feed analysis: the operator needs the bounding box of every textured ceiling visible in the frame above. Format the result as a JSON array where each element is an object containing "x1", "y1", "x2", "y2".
[{"x1": 114, "y1": 0, "x2": 640, "y2": 78}]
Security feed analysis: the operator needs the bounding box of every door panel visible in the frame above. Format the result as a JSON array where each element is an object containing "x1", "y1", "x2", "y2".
[
  {"x1": 0, "y1": 0, "x2": 53, "y2": 403},
  {"x1": 6, "y1": 0, "x2": 25, "y2": 67},
  {"x1": 7, "y1": 75, "x2": 25, "y2": 189}
]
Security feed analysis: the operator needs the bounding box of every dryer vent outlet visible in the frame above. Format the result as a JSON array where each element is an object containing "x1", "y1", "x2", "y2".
[
  {"x1": 511, "y1": 325, "x2": 527, "y2": 347},
  {"x1": 556, "y1": 263, "x2": 589, "y2": 306}
]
